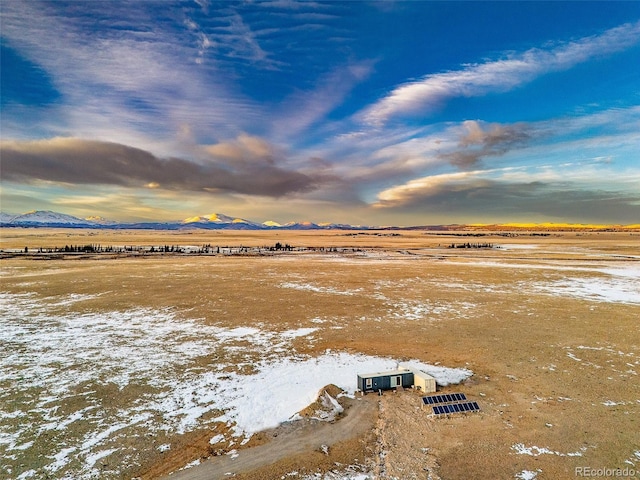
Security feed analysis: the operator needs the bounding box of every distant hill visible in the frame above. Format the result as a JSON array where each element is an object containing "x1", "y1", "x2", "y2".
[
  {"x1": 1, "y1": 210, "x2": 638, "y2": 232},
  {"x1": 2, "y1": 210, "x2": 98, "y2": 227}
]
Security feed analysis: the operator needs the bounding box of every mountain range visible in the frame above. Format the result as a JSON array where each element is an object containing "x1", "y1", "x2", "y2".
[
  {"x1": 0, "y1": 210, "x2": 369, "y2": 230},
  {"x1": 1, "y1": 210, "x2": 638, "y2": 232}
]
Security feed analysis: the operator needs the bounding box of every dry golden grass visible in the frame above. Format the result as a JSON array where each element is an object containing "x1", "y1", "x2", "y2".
[
  {"x1": 1, "y1": 228, "x2": 638, "y2": 479},
  {"x1": 1, "y1": 227, "x2": 639, "y2": 253}
]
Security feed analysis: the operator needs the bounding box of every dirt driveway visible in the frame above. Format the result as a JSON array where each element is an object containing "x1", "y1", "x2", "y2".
[{"x1": 163, "y1": 394, "x2": 378, "y2": 480}]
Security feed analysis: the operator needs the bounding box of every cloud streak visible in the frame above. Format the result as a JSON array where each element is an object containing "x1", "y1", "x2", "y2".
[
  {"x1": 372, "y1": 167, "x2": 640, "y2": 223},
  {"x1": 270, "y1": 60, "x2": 375, "y2": 141},
  {"x1": 361, "y1": 21, "x2": 640, "y2": 126},
  {"x1": 0, "y1": 1, "x2": 263, "y2": 144},
  {"x1": 336, "y1": 105, "x2": 639, "y2": 184},
  {"x1": 1, "y1": 138, "x2": 333, "y2": 197},
  {"x1": 440, "y1": 120, "x2": 532, "y2": 169}
]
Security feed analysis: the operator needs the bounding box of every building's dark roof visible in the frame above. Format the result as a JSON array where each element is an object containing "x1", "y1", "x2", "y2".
[{"x1": 357, "y1": 368, "x2": 411, "y2": 379}]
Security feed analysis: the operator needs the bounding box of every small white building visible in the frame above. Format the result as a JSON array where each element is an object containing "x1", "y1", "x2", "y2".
[{"x1": 401, "y1": 366, "x2": 437, "y2": 393}]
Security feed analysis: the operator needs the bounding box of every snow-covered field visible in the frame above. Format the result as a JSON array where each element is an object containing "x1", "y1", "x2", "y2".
[
  {"x1": 1, "y1": 251, "x2": 638, "y2": 479},
  {"x1": 530, "y1": 265, "x2": 640, "y2": 304},
  {"x1": 460, "y1": 261, "x2": 640, "y2": 304},
  {"x1": 0, "y1": 290, "x2": 471, "y2": 479}
]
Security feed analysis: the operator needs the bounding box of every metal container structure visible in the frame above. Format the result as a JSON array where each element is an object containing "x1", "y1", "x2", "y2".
[{"x1": 357, "y1": 369, "x2": 414, "y2": 393}]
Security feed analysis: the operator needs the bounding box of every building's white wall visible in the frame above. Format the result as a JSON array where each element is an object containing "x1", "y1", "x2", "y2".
[{"x1": 405, "y1": 367, "x2": 436, "y2": 393}]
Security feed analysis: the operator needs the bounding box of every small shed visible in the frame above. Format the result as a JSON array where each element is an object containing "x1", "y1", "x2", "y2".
[
  {"x1": 357, "y1": 368, "x2": 414, "y2": 392},
  {"x1": 403, "y1": 366, "x2": 437, "y2": 393}
]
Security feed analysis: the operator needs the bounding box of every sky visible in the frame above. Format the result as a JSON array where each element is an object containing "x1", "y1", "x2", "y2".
[{"x1": 1, "y1": 1, "x2": 639, "y2": 225}]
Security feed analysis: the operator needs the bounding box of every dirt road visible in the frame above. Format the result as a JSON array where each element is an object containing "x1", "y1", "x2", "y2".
[{"x1": 163, "y1": 394, "x2": 378, "y2": 480}]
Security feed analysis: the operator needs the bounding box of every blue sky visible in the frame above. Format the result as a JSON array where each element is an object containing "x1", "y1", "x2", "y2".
[{"x1": 1, "y1": 1, "x2": 639, "y2": 224}]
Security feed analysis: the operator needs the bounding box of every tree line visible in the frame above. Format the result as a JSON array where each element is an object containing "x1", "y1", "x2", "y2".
[{"x1": 17, "y1": 242, "x2": 366, "y2": 256}]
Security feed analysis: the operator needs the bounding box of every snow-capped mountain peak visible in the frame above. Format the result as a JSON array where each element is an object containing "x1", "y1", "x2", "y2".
[
  {"x1": 182, "y1": 213, "x2": 254, "y2": 225},
  {"x1": 8, "y1": 210, "x2": 94, "y2": 225},
  {"x1": 84, "y1": 215, "x2": 117, "y2": 225},
  {"x1": 0, "y1": 213, "x2": 17, "y2": 223},
  {"x1": 262, "y1": 220, "x2": 282, "y2": 227},
  {"x1": 0, "y1": 209, "x2": 365, "y2": 230}
]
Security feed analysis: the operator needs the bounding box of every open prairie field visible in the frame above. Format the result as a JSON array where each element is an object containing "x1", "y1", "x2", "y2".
[{"x1": 1, "y1": 229, "x2": 639, "y2": 480}]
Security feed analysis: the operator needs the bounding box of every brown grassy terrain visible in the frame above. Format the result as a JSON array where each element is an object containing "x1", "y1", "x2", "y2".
[{"x1": 1, "y1": 228, "x2": 638, "y2": 479}]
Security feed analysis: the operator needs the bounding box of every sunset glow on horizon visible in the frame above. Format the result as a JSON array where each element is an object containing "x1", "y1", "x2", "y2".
[{"x1": 2, "y1": 1, "x2": 639, "y2": 225}]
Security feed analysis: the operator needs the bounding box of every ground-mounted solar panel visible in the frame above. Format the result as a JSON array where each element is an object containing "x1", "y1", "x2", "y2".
[
  {"x1": 431, "y1": 400, "x2": 480, "y2": 416},
  {"x1": 461, "y1": 401, "x2": 480, "y2": 412},
  {"x1": 423, "y1": 393, "x2": 467, "y2": 405}
]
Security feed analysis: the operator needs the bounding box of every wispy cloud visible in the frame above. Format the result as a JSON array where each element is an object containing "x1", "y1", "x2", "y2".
[
  {"x1": 0, "y1": 1, "x2": 262, "y2": 144},
  {"x1": 209, "y1": 12, "x2": 275, "y2": 67},
  {"x1": 0, "y1": 1, "x2": 356, "y2": 149},
  {"x1": 361, "y1": 21, "x2": 640, "y2": 126},
  {"x1": 270, "y1": 60, "x2": 375, "y2": 141},
  {"x1": 332, "y1": 105, "x2": 640, "y2": 185},
  {"x1": 373, "y1": 169, "x2": 490, "y2": 208},
  {"x1": 194, "y1": 0, "x2": 210, "y2": 14},
  {"x1": 257, "y1": 1, "x2": 328, "y2": 11}
]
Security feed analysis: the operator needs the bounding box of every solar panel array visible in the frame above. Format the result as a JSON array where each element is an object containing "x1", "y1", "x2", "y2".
[
  {"x1": 432, "y1": 401, "x2": 480, "y2": 415},
  {"x1": 422, "y1": 393, "x2": 466, "y2": 405}
]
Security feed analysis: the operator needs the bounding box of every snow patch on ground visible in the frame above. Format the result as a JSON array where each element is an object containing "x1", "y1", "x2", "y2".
[
  {"x1": 179, "y1": 458, "x2": 201, "y2": 470},
  {"x1": 500, "y1": 244, "x2": 539, "y2": 250},
  {"x1": 563, "y1": 345, "x2": 639, "y2": 379},
  {"x1": 624, "y1": 450, "x2": 640, "y2": 466},
  {"x1": 534, "y1": 275, "x2": 640, "y2": 304},
  {"x1": 512, "y1": 443, "x2": 587, "y2": 457},
  {"x1": 517, "y1": 264, "x2": 640, "y2": 305},
  {"x1": 388, "y1": 300, "x2": 476, "y2": 321},
  {"x1": 402, "y1": 361, "x2": 473, "y2": 386},
  {"x1": 0, "y1": 291, "x2": 472, "y2": 480},
  {"x1": 451, "y1": 260, "x2": 640, "y2": 304},
  {"x1": 279, "y1": 282, "x2": 362, "y2": 296},
  {"x1": 207, "y1": 353, "x2": 472, "y2": 434},
  {"x1": 301, "y1": 467, "x2": 373, "y2": 479},
  {"x1": 85, "y1": 448, "x2": 119, "y2": 468},
  {"x1": 515, "y1": 469, "x2": 541, "y2": 480},
  {"x1": 281, "y1": 327, "x2": 318, "y2": 338},
  {"x1": 312, "y1": 392, "x2": 344, "y2": 421}
]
